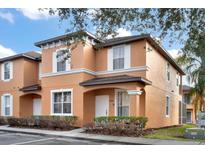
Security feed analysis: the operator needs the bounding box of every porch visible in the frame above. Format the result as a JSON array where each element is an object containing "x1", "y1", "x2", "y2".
[{"x1": 81, "y1": 75, "x2": 151, "y2": 124}]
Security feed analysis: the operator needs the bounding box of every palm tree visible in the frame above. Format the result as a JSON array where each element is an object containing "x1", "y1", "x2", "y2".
[{"x1": 176, "y1": 32, "x2": 205, "y2": 118}]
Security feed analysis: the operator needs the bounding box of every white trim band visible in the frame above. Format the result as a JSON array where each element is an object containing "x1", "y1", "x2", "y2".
[{"x1": 40, "y1": 66, "x2": 150, "y2": 78}]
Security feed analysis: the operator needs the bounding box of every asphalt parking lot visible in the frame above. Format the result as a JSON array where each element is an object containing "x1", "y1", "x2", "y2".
[{"x1": 0, "y1": 131, "x2": 129, "y2": 145}]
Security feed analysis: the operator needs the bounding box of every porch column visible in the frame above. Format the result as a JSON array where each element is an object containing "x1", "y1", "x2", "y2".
[{"x1": 129, "y1": 88, "x2": 142, "y2": 117}]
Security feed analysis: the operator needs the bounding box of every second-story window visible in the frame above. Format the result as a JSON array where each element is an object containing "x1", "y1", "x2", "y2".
[
  {"x1": 113, "y1": 46, "x2": 125, "y2": 70},
  {"x1": 53, "y1": 48, "x2": 71, "y2": 73},
  {"x1": 57, "y1": 58, "x2": 66, "y2": 72},
  {"x1": 166, "y1": 63, "x2": 171, "y2": 81},
  {"x1": 4, "y1": 62, "x2": 10, "y2": 80},
  {"x1": 1, "y1": 62, "x2": 13, "y2": 81}
]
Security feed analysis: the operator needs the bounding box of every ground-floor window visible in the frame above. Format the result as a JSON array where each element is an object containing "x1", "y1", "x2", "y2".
[
  {"x1": 116, "y1": 90, "x2": 130, "y2": 116},
  {"x1": 51, "y1": 89, "x2": 72, "y2": 115},
  {"x1": 165, "y1": 96, "x2": 170, "y2": 117},
  {"x1": 1, "y1": 94, "x2": 13, "y2": 116}
]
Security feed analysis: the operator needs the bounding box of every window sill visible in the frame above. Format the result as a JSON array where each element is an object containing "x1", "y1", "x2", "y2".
[
  {"x1": 50, "y1": 113, "x2": 73, "y2": 116},
  {"x1": 165, "y1": 115, "x2": 170, "y2": 118}
]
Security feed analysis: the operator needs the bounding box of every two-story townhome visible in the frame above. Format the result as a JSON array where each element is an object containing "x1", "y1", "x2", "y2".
[{"x1": 0, "y1": 31, "x2": 185, "y2": 128}]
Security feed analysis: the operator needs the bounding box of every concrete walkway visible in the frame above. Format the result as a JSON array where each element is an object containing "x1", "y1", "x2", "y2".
[{"x1": 0, "y1": 125, "x2": 204, "y2": 145}]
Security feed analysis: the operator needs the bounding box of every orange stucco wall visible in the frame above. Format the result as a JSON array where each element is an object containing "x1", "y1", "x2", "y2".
[{"x1": 0, "y1": 38, "x2": 183, "y2": 128}]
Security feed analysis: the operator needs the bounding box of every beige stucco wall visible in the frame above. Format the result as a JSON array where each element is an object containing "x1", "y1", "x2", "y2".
[
  {"x1": 0, "y1": 58, "x2": 40, "y2": 117},
  {"x1": 145, "y1": 42, "x2": 182, "y2": 128}
]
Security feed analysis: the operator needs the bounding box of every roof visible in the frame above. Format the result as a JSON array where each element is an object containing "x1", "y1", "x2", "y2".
[
  {"x1": 19, "y1": 84, "x2": 41, "y2": 92},
  {"x1": 79, "y1": 75, "x2": 152, "y2": 86},
  {"x1": 0, "y1": 51, "x2": 41, "y2": 63},
  {"x1": 35, "y1": 30, "x2": 102, "y2": 47},
  {"x1": 96, "y1": 34, "x2": 185, "y2": 75},
  {"x1": 182, "y1": 85, "x2": 192, "y2": 92}
]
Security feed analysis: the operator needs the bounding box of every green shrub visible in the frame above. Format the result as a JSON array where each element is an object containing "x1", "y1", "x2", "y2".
[
  {"x1": 0, "y1": 116, "x2": 8, "y2": 125},
  {"x1": 85, "y1": 116, "x2": 149, "y2": 137},
  {"x1": 7, "y1": 116, "x2": 78, "y2": 130},
  {"x1": 94, "y1": 116, "x2": 148, "y2": 129}
]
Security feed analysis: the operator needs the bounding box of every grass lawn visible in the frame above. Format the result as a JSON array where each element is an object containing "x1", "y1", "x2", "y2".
[{"x1": 144, "y1": 124, "x2": 205, "y2": 142}]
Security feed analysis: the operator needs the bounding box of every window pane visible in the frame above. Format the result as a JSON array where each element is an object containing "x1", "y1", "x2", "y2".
[
  {"x1": 113, "y1": 46, "x2": 124, "y2": 70},
  {"x1": 63, "y1": 103, "x2": 71, "y2": 114},
  {"x1": 63, "y1": 92, "x2": 71, "y2": 103},
  {"x1": 54, "y1": 92, "x2": 62, "y2": 102},
  {"x1": 5, "y1": 107, "x2": 10, "y2": 116},
  {"x1": 117, "y1": 91, "x2": 130, "y2": 116},
  {"x1": 57, "y1": 60, "x2": 66, "y2": 72},
  {"x1": 4, "y1": 63, "x2": 10, "y2": 80},
  {"x1": 54, "y1": 103, "x2": 62, "y2": 113}
]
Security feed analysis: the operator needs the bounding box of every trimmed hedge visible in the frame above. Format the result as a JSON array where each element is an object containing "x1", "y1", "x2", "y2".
[
  {"x1": 7, "y1": 116, "x2": 78, "y2": 130},
  {"x1": 0, "y1": 116, "x2": 8, "y2": 125},
  {"x1": 85, "y1": 116, "x2": 150, "y2": 137}
]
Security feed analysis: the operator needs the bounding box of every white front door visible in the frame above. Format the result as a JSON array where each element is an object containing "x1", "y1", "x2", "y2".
[
  {"x1": 95, "y1": 95, "x2": 109, "y2": 117},
  {"x1": 33, "y1": 98, "x2": 41, "y2": 115}
]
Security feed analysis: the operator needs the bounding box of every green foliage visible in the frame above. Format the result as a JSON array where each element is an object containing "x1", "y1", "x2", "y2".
[
  {"x1": 44, "y1": 8, "x2": 205, "y2": 45},
  {"x1": 0, "y1": 116, "x2": 8, "y2": 125},
  {"x1": 7, "y1": 116, "x2": 78, "y2": 130},
  {"x1": 145, "y1": 124, "x2": 201, "y2": 141},
  {"x1": 94, "y1": 116, "x2": 148, "y2": 129}
]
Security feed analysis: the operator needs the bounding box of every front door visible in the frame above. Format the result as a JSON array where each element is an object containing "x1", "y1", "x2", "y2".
[
  {"x1": 186, "y1": 111, "x2": 192, "y2": 123},
  {"x1": 33, "y1": 98, "x2": 41, "y2": 116},
  {"x1": 95, "y1": 95, "x2": 109, "y2": 117}
]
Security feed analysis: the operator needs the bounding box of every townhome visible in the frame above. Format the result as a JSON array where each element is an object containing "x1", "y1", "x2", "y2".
[{"x1": 0, "y1": 31, "x2": 185, "y2": 128}]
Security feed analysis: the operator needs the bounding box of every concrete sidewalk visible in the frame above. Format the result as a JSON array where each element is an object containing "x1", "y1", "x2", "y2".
[{"x1": 0, "y1": 125, "x2": 204, "y2": 145}]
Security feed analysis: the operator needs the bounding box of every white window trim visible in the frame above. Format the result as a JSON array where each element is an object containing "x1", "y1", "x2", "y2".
[
  {"x1": 1, "y1": 93, "x2": 13, "y2": 117},
  {"x1": 114, "y1": 89, "x2": 130, "y2": 116},
  {"x1": 108, "y1": 44, "x2": 131, "y2": 71},
  {"x1": 53, "y1": 48, "x2": 71, "y2": 73},
  {"x1": 166, "y1": 63, "x2": 171, "y2": 82},
  {"x1": 1, "y1": 61, "x2": 13, "y2": 82},
  {"x1": 50, "y1": 88, "x2": 73, "y2": 116},
  {"x1": 165, "y1": 95, "x2": 170, "y2": 118}
]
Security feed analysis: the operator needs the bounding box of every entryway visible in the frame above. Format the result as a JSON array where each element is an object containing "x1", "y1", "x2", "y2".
[
  {"x1": 95, "y1": 95, "x2": 109, "y2": 117},
  {"x1": 33, "y1": 98, "x2": 41, "y2": 116}
]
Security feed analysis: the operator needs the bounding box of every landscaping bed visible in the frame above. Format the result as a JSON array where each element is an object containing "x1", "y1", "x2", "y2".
[
  {"x1": 144, "y1": 124, "x2": 205, "y2": 142},
  {"x1": 84, "y1": 116, "x2": 152, "y2": 137},
  {"x1": 5, "y1": 116, "x2": 79, "y2": 131}
]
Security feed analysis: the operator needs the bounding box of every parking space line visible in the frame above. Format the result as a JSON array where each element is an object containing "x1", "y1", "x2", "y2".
[{"x1": 11, "y1": 138, "x2": 55, "y2": 145}]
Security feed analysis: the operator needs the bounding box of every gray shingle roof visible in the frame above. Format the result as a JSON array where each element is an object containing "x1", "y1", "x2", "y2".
[
  {"x1": 80, "y1": 75, "x2": 152, "y2": 86},
  {"x1": 0, "y1": 51, "x2": 41, "y2": 63}
]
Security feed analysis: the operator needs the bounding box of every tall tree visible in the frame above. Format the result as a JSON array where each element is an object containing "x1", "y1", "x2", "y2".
[
  {"x1": 177, "y1": 32, "x2": 205, "y2": 114},
  {"x1": 44, "y1": 8, "x2": 205, "y2": 45}
]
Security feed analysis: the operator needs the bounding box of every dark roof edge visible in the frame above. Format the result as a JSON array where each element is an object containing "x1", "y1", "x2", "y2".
[
  {"x1": 0, "y1": 52, "x2": 41, "y2": 63},
  {"x1": 34, "y1": 30, "x2": 103, "y2": 47}
]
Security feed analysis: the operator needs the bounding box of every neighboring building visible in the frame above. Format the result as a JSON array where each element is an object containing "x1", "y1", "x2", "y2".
[
  {"x1": 0, "y1": 31, "x2": 185, "y2": 128},
  {"x1": 182, "y1": 85, "x2": 196, "y2": 124}
]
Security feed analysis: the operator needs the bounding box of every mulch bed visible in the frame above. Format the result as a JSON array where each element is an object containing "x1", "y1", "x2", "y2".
[{"x1": 84, "y1": 128, "x2": 154, "y2": 137}]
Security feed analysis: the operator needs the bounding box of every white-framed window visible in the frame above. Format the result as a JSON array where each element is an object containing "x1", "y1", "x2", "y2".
[
  {"x1": 176, "y1": 74, "x2": 180, "y2": 86},
  {"x1": 166, "y1": 63, "x2": 171, "y2": 81},
  {"x1": 165, "y1": 96, "x2": 170, "y2": 117},
  {"x1": 113, "y1": 46, "x2": 125, "y2": 70},
  {"x1": 1, "y1": 94, "x2": 13, "y2": 116},
  {"x1": 52, "y1": 48, "x2": 70, "y2": 73},
  {"x1": 115, "y1": 89, "x2": 130, "y2": 116},
  {"x1": 51, "y1": 89, "x2": 73, "y2": 115},
  {"x1": 108, "y1": 45, "x2": 130, "y2": 71},
  {"x1": 1, "y1": 61, "x2": 13, "y2": 81}
]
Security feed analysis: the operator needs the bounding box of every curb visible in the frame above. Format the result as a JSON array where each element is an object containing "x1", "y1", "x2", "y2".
[{"x1": 0, "y1": 128, "x2": 145, "y2": 145}]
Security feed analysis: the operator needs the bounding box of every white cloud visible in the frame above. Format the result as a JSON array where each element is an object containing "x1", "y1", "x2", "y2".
[
  {"x1": 167, "y1": 49, "x2": 181, "y2": 59},
  {"x1": 0, "y1": 44, "x2": 16, "y2": 58},
  {"x1": 107, "y1": 28, "x2": 132, "y2": 38},
  {"x1": 16, "y1": 8, "x2": 56, "y2": 20},
  {"x1": 116, "y1": 28, "x2": 132, "y2": 37},
  {"x1": 0, "y1": 11, "x2": 14, "y2": 23}
]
